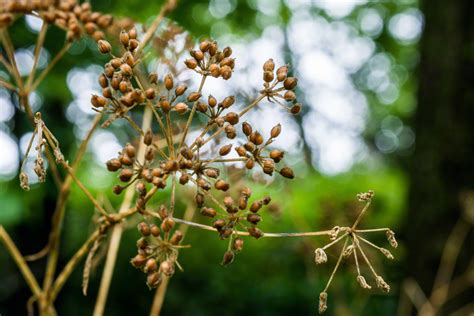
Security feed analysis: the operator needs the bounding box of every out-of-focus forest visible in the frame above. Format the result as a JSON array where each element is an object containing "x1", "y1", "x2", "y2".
[{"x1": 1, "y1": 0, "x2": 473, "y2": 315}]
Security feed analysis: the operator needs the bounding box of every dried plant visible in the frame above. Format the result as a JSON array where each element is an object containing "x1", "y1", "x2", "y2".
[{"x1": 0, "y1": 1, "x2": 397, "y2": 315}]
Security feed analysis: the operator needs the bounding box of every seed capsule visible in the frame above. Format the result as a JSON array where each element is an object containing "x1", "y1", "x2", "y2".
[
  {"x1": 160, "y1": 260, "x2": 174, "y2": 276},
  {"x1": 175, "y1": 102, "x2": 188, "y2": 114},
  {"x1": 215, "y1": 179, "x2": 229, "y2": 191},
  {"x1": 91, "y1": 95, "x2": 106, "y2": 108},
  {"x1": 150, "y1": 224, "x2": 160, "y2": 237},
  {"x1": 263, "y1": 58, "x2": 275, "y2": 71},
  {"x1": 185, "y1": 58, "x2": 198, "y2": 69},
  {"x1": 200, "y1": 207, "x2": 217, "y2": 218},
  {"x1": 164, "y1": 74, "x2": 174, "y2": 90},
  {"x1": 131, "y1": 253, "x2": 147, "y2": 268},
  {"x1": 106, "y1": 159, "x2": 122, "y2": 171},
  {"x1": 225, "y1": 112, "x2": 239, "y2": 125},
  {"x1": 247, "y1": 227, "x2": 263, "y2": 239},
  {"x1": 283, "y1": 77, "x2": 298, "y2": 90},
  {"x1": 199, "y1": 40, "x2": 210, "y2": 52},
  {"x1": 175, "y1": 84, "x2": 187, "y2": 96},
  {"x1": 284, "y1": 90, "x2": 296, "y2": 101},
  {"x1": 97, "y1": 40, "x2": 111, "y2": 54},
  {"x1": 147, "y1": 271, "x2": 162, "y2": 288},
  {"x1": 247, "y1": 213, "x2": 261, "y2": 224},
  {"x1": 221, "y1": 95, "x2": 235, "y2": 108},
  {"x1": 219, "y1": 144, "x2": 232, "y2": 156},
  {"x1": 291, "y1": 103, "x2": 302, "y2": 114},
  {"x1": 170, "y1": 230, "x2": 183, "y2": 245},
  {"x1": 221, "y1": 251, "x2": 235, "y2": 266},
  {"x1": 209, "y1": 64, "x2": 220, "y2": 77},
  {"x1": 271, "y1": 123, "x2": 282, "y2": 138},
  {"x1": 279, "y1": 167, "x2": 294, "y2": 179},
  {"x1": 263, "y1": 70, "x2": 274, "y2": 83},
  {"x1": 120, "y1": 29, "x2": 129, "y2": 47},
  {"x1": 119, "y1": 168, "x2": 133, "y2": 182},
  {"x1": 232, "y1": 238, "x2": 244, "y2": 252},
  {"x1": 276, "y1": 65, "x2": 288, "y2": 81},
  {"x1": 179, "y1": 173, "x2": 189, "y2": 185},
  {"x1": 187, "y1": 92, "x2": 201, "y2": 102}
]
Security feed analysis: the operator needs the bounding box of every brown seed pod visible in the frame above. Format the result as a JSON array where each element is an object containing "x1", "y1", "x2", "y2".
[
  {"x1": 111, "y1": 58, "x2": 122, "y2": 69},
  {"x1": 220, "y1": 65, "x2": 232, "y2": 80},
  {"x1": 112, "y1": 185, "x2": 123, "y2": 195},
  {"x1": 196, "y1": 101, "x2": 208, "y2": 112},
  {"x1": 283, "y1": 77, "x2": 298, "y2": 90},
  {"x1": 98, "y1": 74, "x2": 108, "y2": 88},
  {"x1": 213, "y1": 219, "x2": 226, "y2": 230},
  {"x1": 150, "y1": 224, "x2": 160, "y2": 237},
  {"x1": 199, "y1": 40, "x2": 210, "y2": 52},
  {"x1": 245, "y1": 158, "x2": 255, "y2": 169},
  {"x1": 250, "y1": 201, "x2": 262, "y2": 213},
  {"x1": 175, "y1": 102, "x2": 188, "y2": 114},
  {"x1": 123, "y1": 143, "x2": 136, "y2": 158},
  {"x1": 149, "y1": 72, "x2": 158, "y2": 84},
  {"x1": 200, "y1": 207, "x2": 217, "y2": 218},
  {"x1": 209, "y1": 64, "x2": 220, "y2": 77},
  {"x1": 144, "y1": 129, "x2": 153, "y2": 146},
  {"x1": 195, "y1": 193, "x2": 205, "y2": 208},
  {"x1": 208, "y1": 95, "x2": 217, "y2": 107},
  {"x1": 164, "y1": 74, "x2": 174, "y2": 90},
  {"x1": 271, "y1": 123, "x2": 282, "y2": 138},
  {"x1": 197, "y1": 178, "x2": 211, "y2": 191},
  {"x1": 120, "y1": 63, "x2": 133, "y2": 77},
  {"x1": 161, "y1": 218, "x2": 175, "y2": 233},
  {"x1": 170, "y1": 230, "x2": 183, "y2": 245},
  {"x1": 247, "y1": 213, "x2": 261, "y2": 224},
  {"x1": 279, "y1": 167, "x2": 294, "y2": 179},
  {"x1": 160, "y1": 260, "x2": 175, "y2": 276},
  {"x1": 138, "y1": 222, "x2": 151, "y2": 236},
  {"x1": 215, "y1": 179, "x2": 230, "y2": 191},
  {"x1": 131, "y1": 253, "x2": 147, "y2": 268},
  {"x1": 145, "y1": 258, "x2": 158, "y2": 273},
  {"x1": 145, "y1": 88, "x2": 155, "y2": 100},
  {"x1": 128, "y1": 27, "x2": 137, "y2": 39},
  {"x1": 175, "y1": 84, "x2": 188, "y2": 96},
  {"x1": 232, "y1": 238, "x2": 244, "y2": 252},
  {"x1": 219, "y1": 144, "x2": 233, "y2": 156},
  {"x1": 91, "y1": 95, "x2": 106, "y2": 107},
  {"x1": 102, "y1": 87, "x2": 112, "y2": 99},
  {"x1": 284, "y1": 90, "x2": 296, "y2": 101},
  {"x1": 106, "y1": 158, "x2": 122, "y2": 172},
  {"x1": 223, "y1": 46, "x2": 232, "y2": 57},
  {"x1": 247, "y1": 227, "x2": 263, "y2": 239},
  {"x1": 225, "y1": 124, "x2": 236, "y2": 139},
  {"x1": 145, "y1": 147, "x2": 155, "y2": 161},
  {"x1": 204, "y1": 168, "x2": 220, "y2": 178},
  {"x1": 120, "y1": 29, "x2": 129, "y2": 47},
  {"x1": 146, "y1": 271, "x2": 162, "y2": 288},
  {"x1": 179, "y1": 173, "x2": 189, "y2": 185},
  {"x1": 187, "y1": 92, "x2": 201, "y2": 102},
  {"x1": 160, "y1": 100, "x2": 171, "y2": 113},
  {"x1": 129, "y1": 39, "x2": 139, "y2": 51},
  {"x1": 276, "y1": 65, "x2": 288, "y2": 81},
  {"x1": 263, "y1": 58, "x2": 275, "y2": 72},
  {"x1": 221, "y1": 96, "x2": 235, "y2": 108},
  {"x1": 97, "y1": 40, "x2": 111, "y2": 54},
  {"x1": 291, "y1": 103, "x2": 302, "y2": 114},
  {"x1": 135, "y1": 181, "x2": 147, "y2": 196},
  {"x1": 119, "y1": 168, "x2": 133, "y2": 182},
  {"x1": 221, "y1": 251, "x2": 235, "y2": 266},
  {"x1": 225, "y1": 112, "x2": 239, "y2": 125},
  {"x1": 263, "y1": 70, "x2": 274, "y2": 83},
  {"x1": 269, "y1": 150, "x2": 284, "y2": 163}
]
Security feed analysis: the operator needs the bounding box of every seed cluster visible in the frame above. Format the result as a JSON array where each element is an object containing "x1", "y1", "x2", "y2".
[
  {"x1": 0, "y1": 0, "x2": 114, "y2": 41},
  {"x1": 314, "y1": 191, "x2": 397, "y2": 314}
]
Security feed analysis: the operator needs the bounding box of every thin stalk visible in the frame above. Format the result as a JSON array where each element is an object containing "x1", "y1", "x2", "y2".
[
  {"x1": 323, "y1": 238, "x2": 348, "y2": 292},
  {"x1": 30, "y1": 42, "x2": 71, "y2": 92},
  {"x1": 0, "y1": 226, "x2": 43, "y2": 299},
  {"x1": 26, "y1": 21, "x2": 48, "y2": 89},
  {"x1": 351, "y1": 200, "x2": 372, "y2": 230},
  {"x1": 93, "y1": 105, "x2": 153, "y2": 316}
]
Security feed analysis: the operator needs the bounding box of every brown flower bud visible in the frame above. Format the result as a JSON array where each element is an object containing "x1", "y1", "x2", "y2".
[
  {"x1": 193, "y1": 50, "x2": 204, "y2": 61},
  {"x1": 119, "y1": 168, "x2": 133, "y2": 182},
  {"x1": 145, "y1": 258, "x2": 158, "y2": 273},
  {"x1": 283, "y1": 77, "x2": 298, "y2": 90},
  {"x1": 106, "y1": 158, "x2": 122, "y2": 171},
  {"x1": 269, "y1": 150, "x2": 284, "y2": 163},
  {"x1": 164, "y1": 160, "x2": 179, "y2": 172},
  {"x1": 150, "y1": 224, "x2": 160, "y2": 237},
  {"x1": 263, "y1": 58, "x2": 275, "y2": 71},
  {"x1": 102, "y1": 87, "x2": 112, "y2": 99},
  {"x1": 235, "y1": 146, "x2": 247, "y2": 157},
  {"x1": 120, "y1": 63, "x2": 132, "y2": 77},
  {"x1": 196, "y1": 101, "x2": 208, "y2": 113},
  {"x1": 220, "y1": 57, "x2": 235, "y2": 68},
  {"x1": 247, "y1": 213, "x2": 261, "y2": 224},
  {"x1": 164, "y1": 73, "x2": 174, "y2": 90},
  {"x1": 175, "y1": 102, "x2": 188, "y2": 114},
  {"x1": 209, "y1": 42, "x2": 218, "y2": 56},
  {"x1": 97, "y1": 40, "x2": 111, "y2": 54},
  {"x1": 91, "y1": 95, "x2": 106, "y2": 108},
  {"x1": 221, "y1": 251, "x2": 235, "y2": 266},
  {"x1": 161, "y1": 218, "x2": 175, "y2": 233},
  {"x1": 145, "y1": 147, "x2": 155, "y2": 161},
  {"x1": 225, "y1": 112, "x2": 239, "y2": 125},
  {"x1": 250, "y1": 132, "x2": 263, "y2": 145},
  {"x1": 279, "y1": 167, "x2": 294, "y2": 179},
  {"x1": 207, "y1": 95, "x2": 217, "y2": 108},
  {"x1": 199, "y1": 40, "x2": 210, "y2": 52},
  {"x1": 187, "y1": 92, "x2": 201, "y2": 102},
  {"x1": 271, "y1": 123, "x2": 282, "y2": 138},
  {"x1": 135, "y1": 181, "x2": 147, "y2": 196},
  {"x1": 223, "y1": 46, "x2": 232, "y2": 57},
  {"x1": 144, "y1": 129, "x2": 153, "y2": 146},
  {"x1": 145, "y1": 88, "x2": 155, "y2": 100},
  {"x1": 215, "y1": 179, "x2": 230, "y2": 191},
  {"x1": 128, "y1": 27, "x2": 137, "y2": 39},
  {"x1": 250, "y1": 201, "x2": 262, "y2": 213},
  {"x1": 170, "y1": 230, "x2": 183, "y2": 245},
  {"x1": 225, "y1": 124, "x2": 236, "y2": 139},
  {"x1": 200, "y1": 207, "x2": 217, "y2": 218},
  {"x1": 179, "y1": 173, "x2": 189, "y2": 185},
  {"x1": 129, "y1": 39, "x2": 139, "y2": 51}
]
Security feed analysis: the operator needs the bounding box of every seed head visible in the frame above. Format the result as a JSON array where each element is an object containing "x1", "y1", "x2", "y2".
[
  {"x1": 314, "y1": 248, "x2": 327, "y2": 265},
  {"x1": 318, "y1": 292, "x2": 328, "y2": 314},
  {"x1": 356, "y1": 275, "x2": 371, "y2": 289}
]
